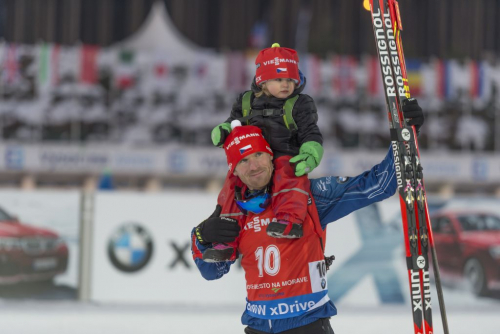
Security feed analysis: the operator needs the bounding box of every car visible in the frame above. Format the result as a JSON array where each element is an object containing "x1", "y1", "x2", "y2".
[
  {"x1": 430, "y1": 210, "x2": 500, "y2": 297},
  {"x1": 0, "y1": 206, "x2": 68, "y2": 285}
]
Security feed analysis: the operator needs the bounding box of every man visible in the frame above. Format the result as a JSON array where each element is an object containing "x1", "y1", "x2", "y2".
[{"x1": 191, "y1": 100, "x2": 424, "y2": 334}]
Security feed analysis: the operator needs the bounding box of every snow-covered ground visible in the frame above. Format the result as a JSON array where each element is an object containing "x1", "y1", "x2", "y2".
[{"x1": 0, "y1": 301, "x2": 498, "y2": 334}]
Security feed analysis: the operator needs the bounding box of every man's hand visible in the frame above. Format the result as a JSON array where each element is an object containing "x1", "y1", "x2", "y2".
[
  {"x1": 211, "y1": 122, "x2": 232, "y2": 147},
  {"x1": 402, "y1": 98, "x2": 424, "y2": 134},
  {"x1": 195, "y1": 205, "x2": 240, "y2": 245},
  {"x1": 289, "y1": 141, "x2": 324, "y2": 176}
]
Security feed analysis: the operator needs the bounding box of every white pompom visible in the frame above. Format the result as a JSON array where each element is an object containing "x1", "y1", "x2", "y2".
[{"x1": 231, "y1": 120, "x2": 242, "y2": 130}]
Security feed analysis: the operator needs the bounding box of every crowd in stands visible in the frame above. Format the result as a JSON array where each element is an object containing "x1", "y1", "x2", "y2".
[{"x1": 0, "y1": 43, "x2": 498, "y2": 152}]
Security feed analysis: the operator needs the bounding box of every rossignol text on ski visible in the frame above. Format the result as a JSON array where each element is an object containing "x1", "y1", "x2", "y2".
[{"x1": 369, "y1": 1, "x2": 450, "y2": 333}]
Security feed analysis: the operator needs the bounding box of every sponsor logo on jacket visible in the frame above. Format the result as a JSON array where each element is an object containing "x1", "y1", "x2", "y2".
[
  {"x1": 246, "y1": 300, "x2": 318, "y2": 316},
  {"x1": 243, "y1": 216, "x2": 277, "y2": 232}
]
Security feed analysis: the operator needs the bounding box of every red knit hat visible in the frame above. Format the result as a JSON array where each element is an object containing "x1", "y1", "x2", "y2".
[
  {"x1": 255, "y1": 43, "x2": 300, "y2": 86},
  {"x1": 223, "y1": 121, "x2": 273, "y2": 173}
]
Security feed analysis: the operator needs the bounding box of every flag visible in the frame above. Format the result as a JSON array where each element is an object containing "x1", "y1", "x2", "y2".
[
  {"x1": 225, "y1": 52, "x2": 247, "y2": 92},
  {"x1": 332, "y1": 55, "x2": 357, "y2": 97},
  {"x1": 420, "y1": 59, "x2": 438, "y2": 99},
  {"x1": 115, "y1": 50, "x2": 136, "y2": 90},
  {"x1": 469, "y1": 59, "x2": 487, "y2": 100},
  {"x1": 80, "y1": 45, "x2": 99, "y2": 84},
  {"x1": 4, "y1": 44, "x2": 19, "y2": 84},
  {"x1": 51, "y1": 45, "x2": 60, "y2": 86},
  {"x1": 37, "y1": 43, "x2": 61, "y2": 90},
  {"x1": 304, "y1": 54, "x2": 321, "y2": 95},
  {"x1": 447, "y1": 59, "x2": 469, "y2": 100},
  {"x1": 56, "y1": 45, "x2": 80, "y2": 84},
  {"x1": 405, "y1": 59, "x2": 422, "y2": 96},
  {"x1": 436, "y1": 59, "x2": 450, "y2": 100},
  {"x1": 249, "y1": 21, "x2": 268, "y2": 49},
  {"x1": 38, "y1": 43, "x2": 49, "y2": 87},
  {"x1": 367, "y1": 56, "x2": 383, "y2": 99}
]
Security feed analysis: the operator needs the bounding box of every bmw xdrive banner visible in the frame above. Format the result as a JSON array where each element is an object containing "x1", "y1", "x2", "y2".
[
  {"x1": 90, "y1": 192, "x2": 247, "y2": 304},
  {"x1": 89, "y1": 191, "x2": 500, "y2": 308}
]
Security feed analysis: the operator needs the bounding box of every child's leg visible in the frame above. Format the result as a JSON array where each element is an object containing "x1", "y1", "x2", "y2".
[
  {"x1": 267, "y1": 155, "x2": 310, "y2": 238},
  {"x1": 202, "y1": 172, "x2": 242, "y2": 262}
]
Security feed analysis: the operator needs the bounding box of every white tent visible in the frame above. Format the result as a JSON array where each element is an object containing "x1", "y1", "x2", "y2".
[
  {"x1": 110, "y1": 1, "x2": 226, "y2": 97},
  {"x1": 115, "y1": 1, "x2": 206, "y2": 61}
]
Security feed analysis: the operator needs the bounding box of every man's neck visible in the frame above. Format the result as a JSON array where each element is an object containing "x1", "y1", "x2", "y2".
[{"x1": 246, "y1": 185, "x2": 269, "y2": 196}]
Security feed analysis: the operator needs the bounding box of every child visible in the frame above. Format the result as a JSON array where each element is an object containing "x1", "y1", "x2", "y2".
[{"x1": 205, "y1": 43, "x2": 323, "y2": 262}]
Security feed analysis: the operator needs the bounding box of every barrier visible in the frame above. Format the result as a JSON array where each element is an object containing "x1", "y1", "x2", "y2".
[{"x1": 1, "y1": 144, "x2": 500, "y2": 184}]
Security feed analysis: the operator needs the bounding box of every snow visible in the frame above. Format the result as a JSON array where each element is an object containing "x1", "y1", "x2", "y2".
[{"x1": 0, "y1": 302, "x2": 498, "y2": 334}]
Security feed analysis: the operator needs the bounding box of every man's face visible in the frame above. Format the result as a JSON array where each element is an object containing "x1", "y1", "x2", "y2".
[{"x1": 233, "y1": 152, "x2": 273, "y2": 190}]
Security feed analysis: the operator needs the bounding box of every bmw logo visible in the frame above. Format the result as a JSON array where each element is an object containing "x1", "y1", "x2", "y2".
[
  {"x1": 336, "y1": 176, "x2": 349, "y2": 184},
  {"x1": 321, "y1": 278, "x2": 326, "y2": 289},
  {"x1": 108, "y1": 223, "x2": 154, "y2": 273}
]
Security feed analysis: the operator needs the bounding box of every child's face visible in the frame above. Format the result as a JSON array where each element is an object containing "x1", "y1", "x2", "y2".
[{"x1": 263, "y1": 78, "x2": 296, "y2": 99}]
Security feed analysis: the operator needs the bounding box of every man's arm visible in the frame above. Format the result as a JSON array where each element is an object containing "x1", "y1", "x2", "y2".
[
  {"x1": 191, "y1": 227, "x2": 234, "y2": 280},
  {"x1": 312, "y1": 97, "x2": 424, "y2": 228},
  {"x1": 311, "y1": 145, "x2": 397, "y2": 229}
]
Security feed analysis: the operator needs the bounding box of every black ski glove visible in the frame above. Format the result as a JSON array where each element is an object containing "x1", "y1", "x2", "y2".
[
  {"x1": 194, "y1": 205, "x2": 240, "y2": 245},
  {"x1": 402, "y1": 97, "x2": 424, "y2": 135}
]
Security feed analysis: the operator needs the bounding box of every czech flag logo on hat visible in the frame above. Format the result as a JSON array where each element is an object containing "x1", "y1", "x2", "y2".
[{"x1": 239, "y1": 144, "x2": 253, "y2": 155}]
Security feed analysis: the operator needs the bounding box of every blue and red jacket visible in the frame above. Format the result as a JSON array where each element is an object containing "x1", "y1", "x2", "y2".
[{"x1": 191, "y1": 146, "x2": 397, "y2": 333}]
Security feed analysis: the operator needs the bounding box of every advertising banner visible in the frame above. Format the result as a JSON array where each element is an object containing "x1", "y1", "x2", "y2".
[
  {"x1": 2, "y1": 144, "x2": 500, "y2": 184},
  {"x1": 90, "y1": 191, "x2": 500, "y2": 309},
  {"x1": 0, "y1": 144, "x2": 167, "y2": 174},
  {"x1": 0, "y1": 190, "x2": 80, "y2": 300},
  {"x1": 327, "y1": 195, "x2": 500, "y2": 308},
  {"x1": 90, "y1": 191, "x2": 247, "y2": 304}
]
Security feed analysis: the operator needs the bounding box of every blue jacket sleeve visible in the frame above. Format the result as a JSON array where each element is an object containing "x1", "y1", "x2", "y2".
[
  {"x1": 311, "y1": 145, "x2": 397, "y2": 229},
  {"x1": 190, "y1": 227, "x2": 234, "y2": 280}
]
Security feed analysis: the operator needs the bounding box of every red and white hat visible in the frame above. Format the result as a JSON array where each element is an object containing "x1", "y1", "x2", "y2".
[
  {"x1": 223, "y1": 121, "x2": 273, "y2": 173},
  {"x1": 255, "y1": 43, "x2": 300, "y2": 86}
]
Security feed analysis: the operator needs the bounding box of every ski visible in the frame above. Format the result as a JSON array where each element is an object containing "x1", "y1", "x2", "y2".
[
  {"x1": 369, "y1": 1, "x2": 449, "y2": 333},
  {"x1": 384, "y1": 1, "x2": 450, "y2": 333}
]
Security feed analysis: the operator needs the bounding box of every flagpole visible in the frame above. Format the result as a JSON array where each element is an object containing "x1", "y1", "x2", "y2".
[{"x1": 496, "y1": 96, "x2": 500, "y2": 152}]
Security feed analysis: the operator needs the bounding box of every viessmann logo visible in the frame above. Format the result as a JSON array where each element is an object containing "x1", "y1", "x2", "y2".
[{"x1": 108, "y1": 223, "x2": 154, "y2": 273}]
